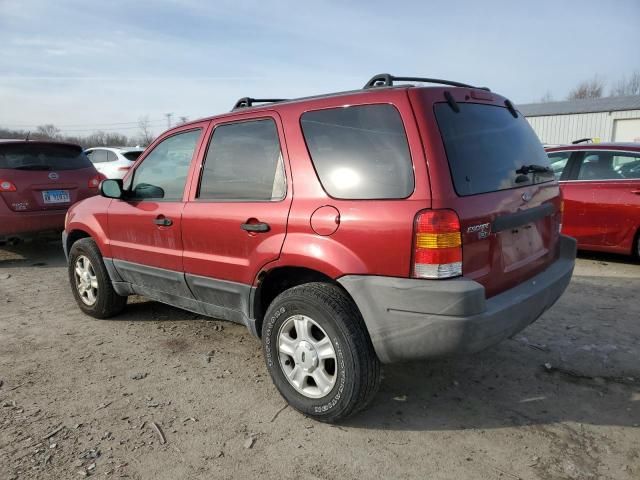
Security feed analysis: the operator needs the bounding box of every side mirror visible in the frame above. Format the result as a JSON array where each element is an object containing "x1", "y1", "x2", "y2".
[{"x1": 100, "y1": 179, "x2": 123, "y2": 199}]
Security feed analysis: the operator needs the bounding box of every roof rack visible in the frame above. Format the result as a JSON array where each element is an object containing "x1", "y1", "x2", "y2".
[
  {"x1": 363, "y1": 73, "x2": 490, "y2": 91},
  {"x1": 232, "y1": 97, "x2": 287, "y2": 110}
]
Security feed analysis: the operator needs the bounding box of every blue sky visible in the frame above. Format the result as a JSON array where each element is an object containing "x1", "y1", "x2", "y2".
[{"x1": 0, "y1": 0, "x2": 638, "y2": 137}]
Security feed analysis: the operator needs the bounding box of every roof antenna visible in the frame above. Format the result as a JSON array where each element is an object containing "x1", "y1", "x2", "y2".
[{"x1": 25, "y1": 131, "x2": 31, "y2": 141}]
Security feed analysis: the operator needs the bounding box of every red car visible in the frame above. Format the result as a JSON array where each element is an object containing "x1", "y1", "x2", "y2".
[
  {"x1": 546, "y1": 143, "x2": 640, "y2": 258},
  {"x1": 63, "y1": 74, "x2": 576, "y2": 421},
  {"x1": 0, "y1": 140, "x2": 103, "y2": 241}
]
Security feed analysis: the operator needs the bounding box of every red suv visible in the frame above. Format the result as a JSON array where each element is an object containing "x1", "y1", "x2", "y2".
[
  {"x1": 63, "y1": 74, "x2": 576, "y2": 422},
  {"x1": 0, "y1": 140, "x2": 103, "y2": 241},
  {"x1": 546, "y1": 142, "x2": 640, "y2": 258}
]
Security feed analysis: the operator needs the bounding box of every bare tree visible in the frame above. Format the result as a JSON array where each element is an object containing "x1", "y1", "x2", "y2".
[
  {"x1": 610, "y1": 71, "x2": 640, "y2": 96},
  {"x1": 137, "y1": 116, "x2": 155, "y2": 146},
  {"x1": 539, "y1": 91, "x2": 554, "y2": 103},
  {"x1": 567, "y1": 76, "x2": 604, "y2": 100},
  {"x1": 35, "y1": 124, "x2": 61, "y2": 140},
  {"x1": 177, "y1": 116, "x2": 189, "y2": 125}
]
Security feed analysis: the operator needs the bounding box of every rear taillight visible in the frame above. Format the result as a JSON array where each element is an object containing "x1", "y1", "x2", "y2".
[
  {"x1": 0, "y1": 180, "x2": 17, "y2": 192},
  {"x1": 412, "y1": 209, "x2": 462, "y2": 279},
  {"x1": 88, "y1": 174, "x2": 105, "y2": 188}
]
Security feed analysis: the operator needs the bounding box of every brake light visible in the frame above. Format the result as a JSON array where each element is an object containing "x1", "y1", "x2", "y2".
[
  {"x1": 412, "y1": 209, "x2": 462, "y2": 279},
  {"x1": 88, "y1": 174, "x2": 105, "y2": 188},
  {"x1": 0, "y1": 180, "x2": 17, "y2": 192},
  {"x1": 117, "y1": 166, "x2": 131, "y2": 171}
]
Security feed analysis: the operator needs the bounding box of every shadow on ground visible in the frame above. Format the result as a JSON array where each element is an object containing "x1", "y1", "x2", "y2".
[{"x1": 2, "y1": 237, "x2": 639, "y2": 435}]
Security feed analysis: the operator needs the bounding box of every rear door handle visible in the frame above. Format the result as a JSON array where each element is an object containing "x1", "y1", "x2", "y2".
[
  {"x1": 241, "y1": 222, "x2": 270, "y2": 233},
  {"x1": 154, "y1": 216, "x2": 173, "y2": 227},
  {"x1": 631, "y1": 190, "x2": 640, "y2": 195}
]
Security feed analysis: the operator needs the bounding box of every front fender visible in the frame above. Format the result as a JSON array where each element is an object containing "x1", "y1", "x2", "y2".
[{"x1": 65, "y1": 196, "x2": 112, "y2": 257}]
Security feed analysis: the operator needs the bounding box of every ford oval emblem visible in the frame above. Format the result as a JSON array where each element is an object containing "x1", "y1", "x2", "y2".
[
  {"x1": 521, "y1": 191, "x2": 532, "y2": 202},
  {"x1": 48, "y1": 172, "x2": 59, "y2": 180}
]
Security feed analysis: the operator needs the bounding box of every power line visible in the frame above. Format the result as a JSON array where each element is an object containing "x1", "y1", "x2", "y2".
[
  {"x1": 2, "y1": 118, "x2": 167, "y2": 128},
  {"x1": 0, "y1": 114, "x2": 203, "y2": 129}
]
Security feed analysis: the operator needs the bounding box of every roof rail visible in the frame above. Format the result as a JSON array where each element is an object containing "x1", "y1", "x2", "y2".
[
  {"x1": 363, "y1": 73, "x2": 490, "y2": 91},
  {"x1": 232, "y1": 97, "x2": 287, "y2": 110},
  {"x1": 571, "y1": 138, "x2": 594, "y2": 144}
]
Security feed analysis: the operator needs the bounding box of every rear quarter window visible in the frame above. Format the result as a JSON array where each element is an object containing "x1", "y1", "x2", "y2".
[
  {"x1": 0, "y1": 143, "x2": 92, "y2": 170},
  {"x1": 300, "y1": 104, "x2": 414, "y2": 199},
  {"x1": 123, "y1": 151, "x2": 143, "y2": 161},
  {"x1": 434, "y1": 103, "x2": 553, "y2": 196}
]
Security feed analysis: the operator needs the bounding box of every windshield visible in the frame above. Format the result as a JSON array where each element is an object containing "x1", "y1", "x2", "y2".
[
  {"x1": 0, "y1": 142, "x2": 92, "y2": 170},
  {"x1": 434, "y1": 103, "x2": 553, "y2": 196}
]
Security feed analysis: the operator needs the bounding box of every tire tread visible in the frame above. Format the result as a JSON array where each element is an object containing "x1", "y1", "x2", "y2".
[
  {"x1": 263, "y1": 282, "x2": 381, "y2": 422},
  {"x1": 68, "y1": 238, "x2": 127, "y2": 319}
]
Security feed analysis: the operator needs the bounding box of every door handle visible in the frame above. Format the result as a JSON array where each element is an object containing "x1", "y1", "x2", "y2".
[
  {"x1": 241, "y1": 222, "x2": 270, "y2": 233},
  {"x1": 631, "y1": 190, "x2": 640, "y2": 195},
  {"x1": 154, "y1": 216, "x2": 173, "y2": 227}
]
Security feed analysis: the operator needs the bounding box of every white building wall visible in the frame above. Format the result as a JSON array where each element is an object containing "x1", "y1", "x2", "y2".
[{"x1": 525, "y1": 109, "x2": 640, "y2": 144}]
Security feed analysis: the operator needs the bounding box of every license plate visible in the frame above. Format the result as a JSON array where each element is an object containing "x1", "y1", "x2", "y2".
[{"x1": 43, "y1": 190, "x2": 70, "y2": 204}]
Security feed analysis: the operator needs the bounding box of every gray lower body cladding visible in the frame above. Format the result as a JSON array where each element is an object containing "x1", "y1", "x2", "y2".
[
  {"x1": 339, "y1": 235, "x2": 577, "y2": 363},
  {"x1": 103, "y1": 258, "x2": 255, "y2": 328}
]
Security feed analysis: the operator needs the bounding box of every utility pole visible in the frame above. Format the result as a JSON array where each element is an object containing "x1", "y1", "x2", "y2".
[{"x1": 165, "y1": 113, "x2": 173, "y2": 129}]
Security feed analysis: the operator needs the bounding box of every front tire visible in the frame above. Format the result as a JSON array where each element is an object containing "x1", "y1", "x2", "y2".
[
  {"x1": 262, "y1": 282, "x2": 381, "y2": 423},
  {"x1": 68, "y1": 238, "x2": 127, "y2": 318}
]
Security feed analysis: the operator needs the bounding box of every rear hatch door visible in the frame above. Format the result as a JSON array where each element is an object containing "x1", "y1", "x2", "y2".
[
  {"x1": 0, "y1": 142, "x2": 99, "y2": 212},
  {"x1": 413, "y1": 90, "x2": 562, "y2": 297}
]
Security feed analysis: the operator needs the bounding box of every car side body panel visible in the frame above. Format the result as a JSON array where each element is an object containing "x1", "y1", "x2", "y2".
[
  {"x1": 269, "y1": 89, "x2": 431, "y2": 281},
  {"x1": 65, "y1": 195, "x2": 113, "y2": 257},
  {"x1": 546, "y1": 144, "x2": 640, "y2": 255}
]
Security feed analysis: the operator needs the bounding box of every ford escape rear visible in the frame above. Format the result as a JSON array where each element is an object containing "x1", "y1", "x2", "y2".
[{"x1": 63, "y1": 74, "x2": 576, "y2": 422}]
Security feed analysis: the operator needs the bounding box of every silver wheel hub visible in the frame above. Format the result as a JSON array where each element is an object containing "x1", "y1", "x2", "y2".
[
  {"x1": 277, "y1": 314, "x2": 337, "y2": 399},
  {"x1": 295, "y1": 341, "x2": 319, "y2": 372},
  {"x1": 74, "y1": 255, "x2": 98, "y2": 306}
]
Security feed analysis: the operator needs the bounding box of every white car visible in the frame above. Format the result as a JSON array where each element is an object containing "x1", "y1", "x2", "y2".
[{"x1": 84, "y1": 147, "x2": 144, "y2": 179}]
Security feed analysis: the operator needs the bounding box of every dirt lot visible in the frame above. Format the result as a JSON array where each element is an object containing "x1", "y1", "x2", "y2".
[{"x1": 0, "y1": 239, "x2": 638, "y2": 480}]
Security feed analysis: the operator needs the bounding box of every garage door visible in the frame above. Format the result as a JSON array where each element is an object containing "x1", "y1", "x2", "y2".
[{"x1": 613, "y1": 118, "x2": 640, "y2": 142}]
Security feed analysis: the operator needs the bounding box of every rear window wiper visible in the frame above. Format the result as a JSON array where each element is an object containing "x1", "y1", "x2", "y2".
[
  {"x1": 515, "y1": 164, "x2": 552, "y2": 175},
  {"x1": 13, "y1": 165, "x2": 52, "y2": 171}
]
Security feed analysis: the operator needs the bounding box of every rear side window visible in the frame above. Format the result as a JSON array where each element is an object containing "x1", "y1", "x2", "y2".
[
  {"x1": 87, "y1": 150, "x2": 107, "y2": 163},
  {"x1": 300, "y1": 104, "x2": 414, "y2": 199},
  {"x1": 434, "y1": 103, "x2": 553, "y2": 196},
  {"x1": 0, "y1": 143, "x2": 92, "y2": 170},
  {"x1": 576, "y1": 151, "x2": 640, "y2": 180},
  {"x1": 198, "y1": 119, "x2": 285, "y2": 201}
]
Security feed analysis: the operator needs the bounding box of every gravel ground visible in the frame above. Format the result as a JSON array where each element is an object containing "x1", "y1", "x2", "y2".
[{"x1": 0, "y1": 238, "x2": 639, "y2": 480}]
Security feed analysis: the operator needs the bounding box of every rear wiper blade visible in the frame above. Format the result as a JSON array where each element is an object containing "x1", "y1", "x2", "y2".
[
  {"x1": 13, "y1": 165, "x2": 52, "y2": 171},
  {"x1": 515, "y1": 164, "x2": 552, "y2": 175}
]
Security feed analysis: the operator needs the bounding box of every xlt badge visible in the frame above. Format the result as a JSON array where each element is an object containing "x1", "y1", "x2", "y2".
[{"x1": 466, "y1": 222, "x2": 491, "y2": 239}]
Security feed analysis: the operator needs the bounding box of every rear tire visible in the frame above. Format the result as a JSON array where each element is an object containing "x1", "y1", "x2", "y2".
[
  {"x1": 262, "y1": 282, "x2": 381, "y2": 423},
  {"x1": 634, "y1": 229, "x2": 640, "y2": 262},
  {"x1": 68, "y1": 238, "x2": 127, "y2": 318}
]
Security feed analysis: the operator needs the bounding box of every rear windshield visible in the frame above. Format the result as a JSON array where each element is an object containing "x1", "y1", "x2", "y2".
[
  {"x1": 123, "y1": 151, "x2": 143, "y2": 161},
  {"x1": 434, "y1": 103, "x2": 553, "y2": 196},
  {"x1": 0, "y1": 143, "x2": 92, "y2": 171}
]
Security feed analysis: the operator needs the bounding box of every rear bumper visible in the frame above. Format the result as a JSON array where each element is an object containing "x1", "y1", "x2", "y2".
[
  {"x1": 0, "y1": 206, "x2": 66, "y2": 238},
  {"x1": 338, "y1": 235, "x2": 577, "y2": 363}
]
